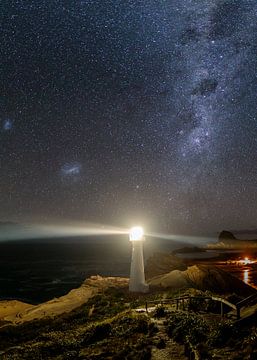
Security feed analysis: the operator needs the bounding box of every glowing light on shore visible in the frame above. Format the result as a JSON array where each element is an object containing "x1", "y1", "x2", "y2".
[{"x1": 238, "y1": 257, "x2": 255, "y2": 265}]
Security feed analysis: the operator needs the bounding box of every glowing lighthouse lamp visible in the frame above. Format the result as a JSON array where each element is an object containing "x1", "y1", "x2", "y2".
[{"x1": 129, "y1": 226, "x2": 149, "y2": 293}]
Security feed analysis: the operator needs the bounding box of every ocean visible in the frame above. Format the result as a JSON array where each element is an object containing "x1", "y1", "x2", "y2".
[
  {"x1": 2, "y1": 237, "x2": 255, "y2": 304},
  {"x1": 0, "y1": 236, "x2": 178, "y2": 304}
]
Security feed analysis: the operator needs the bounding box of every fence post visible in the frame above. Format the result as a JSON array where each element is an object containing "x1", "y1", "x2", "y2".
[
  {"x1": 220, "y1": 302, "x2": 224, "y2": 317},
  {"x1": 236, "y1": 306, "x2": 240, "y2": 320}
]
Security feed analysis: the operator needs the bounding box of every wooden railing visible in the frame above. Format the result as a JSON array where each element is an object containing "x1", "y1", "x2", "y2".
[
  {"x1": 236, "y1": 293, "x2": 257, "y2": 308},
  {"x1": 144, "y1": 294, "x2": 255, "y2": 320}
]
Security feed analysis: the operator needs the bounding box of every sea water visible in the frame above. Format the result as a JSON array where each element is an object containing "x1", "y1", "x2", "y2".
[{"x1": 0, "y1": 236, "x2": 178, "y2": 303}]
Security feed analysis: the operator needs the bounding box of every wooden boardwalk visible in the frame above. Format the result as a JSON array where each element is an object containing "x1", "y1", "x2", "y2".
[{"x1": 143, "y1": 292, "x2": 257, "y2": 321}]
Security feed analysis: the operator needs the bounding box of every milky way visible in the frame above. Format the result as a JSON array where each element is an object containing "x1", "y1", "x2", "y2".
[{"x1": 1, "y1": 1, "x2": 257, "y2": 235}]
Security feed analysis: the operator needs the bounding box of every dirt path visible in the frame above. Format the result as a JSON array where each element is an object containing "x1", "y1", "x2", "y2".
[
  {"x1": 151, "y1": 318, "x2": 187, "y2": 360},
  {"x1": 136, "y1": 305, "x2": 188, "y2": 360}
]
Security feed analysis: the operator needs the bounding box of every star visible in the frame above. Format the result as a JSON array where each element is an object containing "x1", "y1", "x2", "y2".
[{"x1": 0, "y1": 0, "x2": 256, "y2": 236}]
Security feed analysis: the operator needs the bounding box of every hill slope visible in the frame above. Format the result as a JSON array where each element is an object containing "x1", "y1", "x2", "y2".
[{"x1": 148, "y1": 264, "x2": 255, "y2": 296}]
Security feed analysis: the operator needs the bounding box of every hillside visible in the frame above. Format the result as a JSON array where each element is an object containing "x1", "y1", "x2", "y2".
[
  {"x1": 0, "y1": 276, "x2": 128, "y2": 325},
  {"x1": 0, "y1": 257, "x2": 256, "y2": 358},
  {"x1": 148, "y1": 264, "x2": 255, "y2": 297},
  {"x1": 0, "y1": 282, "x2": 257, "y2": 359},
  {"x1": 145, "y1": 252, "x2": 187, "y2": 280}
]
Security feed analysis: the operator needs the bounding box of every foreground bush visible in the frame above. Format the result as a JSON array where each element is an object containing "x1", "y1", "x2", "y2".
[
  {"x1": 166, "y1": 312, "x2": 208, "y2": 345},
  {"x1": 208, "y1": 321, "x2": 236, "y2": 347}
]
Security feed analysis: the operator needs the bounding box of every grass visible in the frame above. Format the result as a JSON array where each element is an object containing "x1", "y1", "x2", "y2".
[
  {"x1": 1, "y1": 287, "x2": 257, "y2": 359},
  {"x1": 2, "y1": 312, "x2": 153, "y2": 359},
  {"x1": 0, "y1": 288, "x2": 154, "y2": 359}
]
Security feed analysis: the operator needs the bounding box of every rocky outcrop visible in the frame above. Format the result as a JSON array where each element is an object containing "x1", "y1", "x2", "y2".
[
  {"x1": 219, "y1": 230, "x2": 237, "y2": 241},
  {"x1": 208, "y1": 230, "x2": 257, "y2": 249}
]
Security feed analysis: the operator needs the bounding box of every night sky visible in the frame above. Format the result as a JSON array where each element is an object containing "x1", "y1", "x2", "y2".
[{"x1": 1, "y1": 1, "x2": 257, "y2": 235}]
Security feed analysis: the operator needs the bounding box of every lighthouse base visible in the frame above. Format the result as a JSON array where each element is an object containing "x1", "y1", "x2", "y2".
[
  {"x1": 129, "y1": 240, "x2": 148, "y2": 293},
  {"x1": 129, "y1": 281, "x2": 149, "y2": 293}
]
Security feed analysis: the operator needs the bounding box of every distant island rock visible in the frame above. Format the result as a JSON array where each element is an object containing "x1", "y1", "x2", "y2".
[
  {"x1": 207, "y1": 230, "x2": 257, "y2": 249},
  {"x1": 219, "y1": 230, "x2": 237, "y2": 241}
]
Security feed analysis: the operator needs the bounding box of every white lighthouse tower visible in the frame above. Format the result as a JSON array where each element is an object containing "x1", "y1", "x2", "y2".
[{"x1": 129, "y1": 226, "x2": 149, "y2": 293}]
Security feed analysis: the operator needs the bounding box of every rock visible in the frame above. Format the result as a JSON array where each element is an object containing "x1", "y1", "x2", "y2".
[
  {"x1": 208, "y1": 230, "x2": 257, "y2": 249},
  {"x1": 219, "y1": 231, "x2": 237, "y2": 241}
]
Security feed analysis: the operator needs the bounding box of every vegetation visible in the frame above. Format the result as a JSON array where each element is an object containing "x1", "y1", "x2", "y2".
[
  {"x1": 1, "y1": 311, "x2": 154, "y2": 359},
  {"x1": 1, "y1": 287, "x2": 257, "y2": 359},
  {"x1": 0, "y1": 288, "x2": 154, "y2": 359},
  {"x1": 164, "y1": 309, "x2": 257, "y2": 359},
  {"x1": 166, "y1": 312, "x2": 208, "y2": 345}
]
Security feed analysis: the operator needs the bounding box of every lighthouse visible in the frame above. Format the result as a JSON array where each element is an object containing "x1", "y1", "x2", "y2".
[{"x1": 129, "y1": 226, "x2": 149, "y2": 293}]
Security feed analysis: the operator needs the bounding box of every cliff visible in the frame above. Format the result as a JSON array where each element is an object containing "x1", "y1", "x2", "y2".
[
  {"x1": 148, "y1": 264, "x2": 255, "y2": 297},
  {"x1": 0, "y1": 276, "x2": 129, "y2": 325}
]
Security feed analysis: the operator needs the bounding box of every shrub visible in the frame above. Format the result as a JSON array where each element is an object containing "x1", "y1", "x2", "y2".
[
  {"x1": 148, "y1": 322, "x2": 159, "y2": 335},
  {"x1": 83, "y1": 323, "x2": 112, "y2": 345},
  {"x1": 112, "y1": 313, "x2": 150, "y2": 337},
  {"x1": 166, "y1": 313, "x2": 208, "y2": 345},
  {"x1": 153, "y1": 305, "x2": 166, "y2": 318},
  {"x1": 208, "y1": 321, "x2": 235, "y2": 347},
  {"x1": 156, "y1": 338, "x2": 166, "y2": 349}
]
